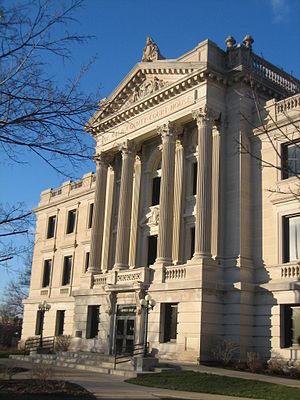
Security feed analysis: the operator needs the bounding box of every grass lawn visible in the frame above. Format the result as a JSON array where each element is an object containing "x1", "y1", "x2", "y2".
[{"x1": 126, "y1": 370, "x2": 300, "y2": 400}]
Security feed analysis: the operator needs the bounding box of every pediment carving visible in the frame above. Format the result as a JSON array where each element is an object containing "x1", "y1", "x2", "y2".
[{"x1": 120, "y1": 76, "x2": 169, "y2": 111}]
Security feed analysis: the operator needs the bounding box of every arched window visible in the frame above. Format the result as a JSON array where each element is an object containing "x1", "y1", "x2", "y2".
[{"x1": 151, "y1": 159, "x2": 161, "y2": 206}]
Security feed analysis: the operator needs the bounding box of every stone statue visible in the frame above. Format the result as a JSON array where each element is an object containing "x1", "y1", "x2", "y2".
[{"x1": 142, "y1": 36, "x2": 165, "y2": 62}]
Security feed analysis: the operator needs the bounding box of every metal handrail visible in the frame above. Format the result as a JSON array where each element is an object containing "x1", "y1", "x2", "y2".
[{"x1": 114, "y1": 342, "x2": 146, "y2": 369}]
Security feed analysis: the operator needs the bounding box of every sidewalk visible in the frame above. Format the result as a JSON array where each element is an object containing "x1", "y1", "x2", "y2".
[{"x1": 2, "y1": 357, "x2": 300, "y2": 400}]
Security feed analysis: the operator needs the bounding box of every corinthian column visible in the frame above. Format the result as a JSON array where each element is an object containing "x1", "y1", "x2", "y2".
[
  {"x1": 192, "y1": 106, "x2": 215, "y2": 260},
  {"x1": 89, "y1": 153, "x2": 110, "y2": 274},
  {"x1": 114, "y1": 140, "x2": 136, "y2": 270},
  {"x1": 156, "y1": 122, "x2": 177, "y2": 265}
]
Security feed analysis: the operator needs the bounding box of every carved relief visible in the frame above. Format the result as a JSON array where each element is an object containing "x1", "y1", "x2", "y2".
[
  {"x1": 148, "y1": 206, "x2": 160, "y2": 226},
  {"x1": 140, "y1": 206, "x2": 160, "y2": 227},
  {"x1": 120, "y1": 76, "x2": 169, "y2": 111}
]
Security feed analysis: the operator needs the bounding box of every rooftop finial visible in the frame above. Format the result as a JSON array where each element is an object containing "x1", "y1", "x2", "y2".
[
  {"x1": 142, "y1": 36, "x2": 165, "y2": 62},
  {"x1": 243, "y1": 34, "x2": 254, "y2": 49},
  {"x1": 225, "y1": 35, "x2": 236, "y2": 50}
]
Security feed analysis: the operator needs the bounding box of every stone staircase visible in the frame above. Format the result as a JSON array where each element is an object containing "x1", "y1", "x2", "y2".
[{"x1": 11, "y1": 351, "x2": 138, "y2": 378}]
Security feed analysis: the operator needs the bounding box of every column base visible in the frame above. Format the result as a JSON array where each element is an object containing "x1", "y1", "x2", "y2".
[
  {"x1": 154, "y1": 257, "x2": 173, "y2": 267},
  {"x1": 113, "y1": 263, "x2": 129, "y2": 271}
]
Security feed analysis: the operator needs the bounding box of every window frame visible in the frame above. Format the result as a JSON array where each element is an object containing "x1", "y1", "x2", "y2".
[
  {"x1": 86, "y1": 305, "x2": 100, "y2": 339},
  {"x1": 62, "y1": 255, "x2": 72, "y2": 286},
  {"x1": 88, "y1": 203, "x2": 94, "y2": 229},
  {"x1": 160, "y1": 303, "x2": 178, "y2": 343},
  {"x1": 66, "y1": 209, "x2": 77, "y2": 234},
  {"x1": 281, "y1": 141, "x2": 300, "y2": 180},
  {"x1": 282, "y1": 214, "x2": 300, "y2": 263},
  {"x1": 42, "y1": 259, "x2": 52, "y2": 288},
  {"x1": 55, "y1": 310, "x2": 65, "y2": 336},
  {"x1": 47, "y1": 215, "x2": 56, "y2": 239}
]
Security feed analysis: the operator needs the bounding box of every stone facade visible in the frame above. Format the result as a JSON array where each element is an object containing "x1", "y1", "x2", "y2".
[{"x1": 22, "y1": 36, "x2": 300, "y2": 363}]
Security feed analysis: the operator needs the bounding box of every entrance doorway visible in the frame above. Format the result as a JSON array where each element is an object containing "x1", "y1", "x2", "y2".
[{"x1": 115, "y1": 305, "x2": 136, "y2": 354}]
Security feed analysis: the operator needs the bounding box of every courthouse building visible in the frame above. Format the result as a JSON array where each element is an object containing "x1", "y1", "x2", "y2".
[{"x1": 22, "y1": 35, "x2": 300, "y2": 363}]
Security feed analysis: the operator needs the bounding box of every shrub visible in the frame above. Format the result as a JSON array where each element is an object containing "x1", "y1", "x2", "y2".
[
  {"x1": 211, "y1": 339, "x2": 239, "y2": 366},
  {"x1": 267, "y1": 351, "x2": 286, "y2": 375},
  {"x1": 235, "y1": 360, "x2": 247, "y2": 370},
  {"x1": 247, "y1": 352, "x2": 264, "y2": 373},
  {"x1": 55, "y1": 335, "x2": 72, "y2": 352}
]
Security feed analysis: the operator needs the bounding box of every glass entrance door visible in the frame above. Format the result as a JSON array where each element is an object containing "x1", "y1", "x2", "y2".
[{"x1": 115, "y1": 305, "x2": 136, "y2": 354}]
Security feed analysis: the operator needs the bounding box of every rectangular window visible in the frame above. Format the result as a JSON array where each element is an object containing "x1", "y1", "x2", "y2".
[
  {"x1": 66, "y1": 209, "x2": 76, "y2": 234},
  {"x1": 62, "y1": 256, "x2": 72, "y2": 286},
  {"x1": 35, "y1": 310, "x2": 42, "y2": 335},
  {"x1": 192, "y1": 162, "x2": 197, "y2": 195},
  {"x1": 85, "y1": 252, "x2": 90, "y2": 272},
  {"x1": 152, "y1": 177, "x2": 161, "y2": 206},
  {"x1": 55, "y1": 310, "x2": 65, "y2": 336},
  {"x1": 86, "y1": 305, "x2": 100, "y2": 339},
  {"x1": 147, "y1": 235, "x2": 157, "y2": 266},
  {"x1": 47, "y1": 216, "x2": 56, "y2": 239},
  {"x1": 283, "y1": 215, "x2": 300, "y2": 262},
  {"x1": 282, "y1": 142, "x2": 300, "y2": 179},
  {"x1": 190, "y1": 227, "x2": 195, "y2": 259},
  {"x1": 88, "y1": 203, "x2": 94, "y2": 229},
  {"x1": 160, "y1": 303, "x2": 178, "y2": 343},
  {"x1": 42, "y1": 259, "x2": 52, "y2": 288},
  {"x1": 280, "y1": 304, "x2": 300, "y2": 347}
]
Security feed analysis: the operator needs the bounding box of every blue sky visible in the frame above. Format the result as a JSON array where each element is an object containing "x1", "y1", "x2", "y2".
[{"x1": 0, "y1": 0, "x2": 299, "y2": 291}]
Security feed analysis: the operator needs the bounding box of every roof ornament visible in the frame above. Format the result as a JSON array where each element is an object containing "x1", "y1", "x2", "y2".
[
  {"x1": 243, "y1": 34, "x2": 254, "y2": 49},
  {"x1": 225, "y1": 35, "x2": 236, "y2": 50},
  {"x1": 142, "y1": 36, "x2": 165, "y2": 62}
]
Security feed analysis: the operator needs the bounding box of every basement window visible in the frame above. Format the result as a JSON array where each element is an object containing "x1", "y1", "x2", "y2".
[
  {"x1": 86, "y1": 305, "x2": 100, "y2": 339},
  {"x1": 160, "y1": 303, "x2": 178, "y2": 343}
]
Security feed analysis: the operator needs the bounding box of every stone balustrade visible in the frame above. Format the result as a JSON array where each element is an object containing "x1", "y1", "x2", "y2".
[
  {"x1": 164, "y1": 265, "x2": 186, "y2": 281},
  {"x1": 93, "y1": 275, "x2": 108, "y2": 286},
  {"x1": 117, "y1": 271, "x2": 142, "y2": 282},
  {"x1": 281, "y1": 264, "x2": 300, "y2": 279},
  {"x1": 252, "y1": 54, "x2": 300, "y2": 94},
  {"x1": 266, "y1": 261, "x2": 300, "y2": 281},
  {"x1": 265, "y1": 93, "x2": 300, "y2": 124}
]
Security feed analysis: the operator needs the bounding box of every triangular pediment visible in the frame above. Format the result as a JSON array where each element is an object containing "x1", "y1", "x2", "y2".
[{"x1": 89, "y1": 61, "x2": 205, "y2": 129}]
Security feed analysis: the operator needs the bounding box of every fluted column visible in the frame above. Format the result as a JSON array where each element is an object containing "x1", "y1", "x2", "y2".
[
  {"x1": 172, "y1": 136, "x2": 184, "y2": 264},
  {"x1": 101, "y1": 164, "x2": 115, "y2": 272},
  {"x1": 88, "y1": 153, "x2": 110, "y2": 274},
  {"x1": 156, "y1": 122, "x2": 177, "y2": 265},
  {"x1": 129, "y1": 154, "x2": 142, "y2": 267},
  {"x1": 114, "y1": 140, "x2": 136, "y2": 270},
  {"x1": 192, "y1": 106, "x2": 215, "y2": 259},
  {"x1": 211, "y1": 123, "x2": 221, "y2": 258}
]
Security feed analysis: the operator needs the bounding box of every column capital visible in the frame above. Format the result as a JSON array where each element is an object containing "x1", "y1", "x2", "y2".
[
  {"x1": 157, "y1": 121, "x2": 177, "y2": 142},
  {"x1": 192, "y1": 105, "x2": 218, "y2": 127},
  {"x1": 118, "y1": 140, "x2": 136, "y2": 158},
  {"x1": 93, "y1": 152, "x2": 114, "y2": 168}
]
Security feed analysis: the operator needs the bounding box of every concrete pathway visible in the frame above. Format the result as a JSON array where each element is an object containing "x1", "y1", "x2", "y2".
[{"x1": 2, "y1": 358, "x2": 300, "y2": 400}]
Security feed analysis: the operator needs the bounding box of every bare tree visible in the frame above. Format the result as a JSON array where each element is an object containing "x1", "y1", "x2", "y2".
[
  {"x1": 239, "y1": 78, "x2": 300, "y2": 201},
  {"x1": 0, "y1": 0, "x2": 97, "y2": 173},
  {"x1": 0, "y1": 1, "x2": 98, "y2": 266},
  {"x1": 0, "y1": 245, "x2": 33, "y2": 318}
]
